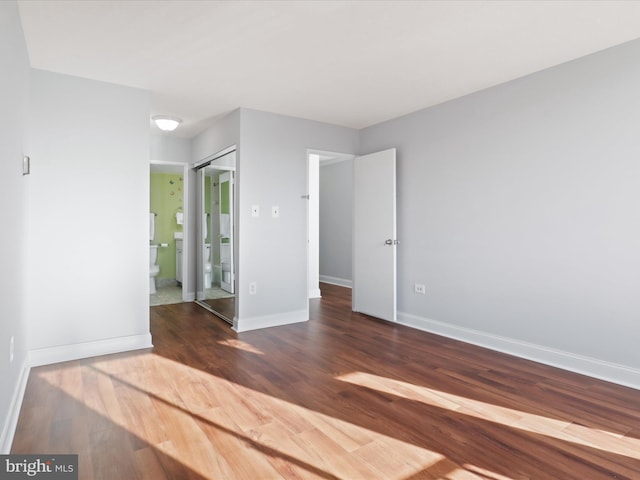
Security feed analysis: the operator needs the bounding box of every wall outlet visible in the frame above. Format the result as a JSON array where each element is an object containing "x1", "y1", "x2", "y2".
[
  {"x1": 249, "y1": 282, "x2": 257, "y2": 295},
  {"x1": 414, "y1": 284, "x2": 426, "y2": 294}
]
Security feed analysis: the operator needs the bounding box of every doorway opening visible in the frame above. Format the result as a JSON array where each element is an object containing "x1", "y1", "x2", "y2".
[
  {"x1": 150, "y1": 161, "x2": 190, "y2": 306},
  {"x1": 307, "y1": 150, "x2": 355, "y2": 308}
]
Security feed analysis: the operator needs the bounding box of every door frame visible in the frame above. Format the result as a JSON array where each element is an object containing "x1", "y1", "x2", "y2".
[
  {"x1": 306, "y1": 149, "x2": 356, "y2": 316},
  {"x1": 149, "y1": 160, "x2": 191, "y2": 302}
]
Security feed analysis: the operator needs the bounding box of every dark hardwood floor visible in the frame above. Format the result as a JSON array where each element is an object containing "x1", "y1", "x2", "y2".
[
  {"x1": 200, "y1": 296, "x2": 235, "y2": 322},
  {"x1": 11, "y1": 283, "x2": 640, "y2": 479}
]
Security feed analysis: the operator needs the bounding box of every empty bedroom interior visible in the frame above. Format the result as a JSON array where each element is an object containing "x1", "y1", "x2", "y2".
[{"x1": 2, "y1": 1, "x2": 640, "y2": 478}]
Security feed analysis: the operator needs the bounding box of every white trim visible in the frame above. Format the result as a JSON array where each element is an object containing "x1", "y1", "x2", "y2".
[
  {"x1": 397, "y1": 311, "x2": 640, "y2": 391},
  {"x1": 28, "y1": 334, "x2": 153, "y2": 367},
  {"x1": 319, "y1": 275, "x2": 352, "y2": 288},
  {"x1": 0, "y1": 359, "x2": 30, "y2": 454},
  {"x1": 308, "y1": 149, "x2": 355, "y2": 166},
  {"x1": 309, "y1": 288, "x2": 322, "y2": 299},
  {"x1": 233, "y1": 309, "x2": 307, "y2": 333}
]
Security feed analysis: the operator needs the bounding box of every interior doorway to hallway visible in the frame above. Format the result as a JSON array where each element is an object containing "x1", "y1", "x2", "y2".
[{"x1": 307, "y1": 150, "x2": 355, "y2": 306}]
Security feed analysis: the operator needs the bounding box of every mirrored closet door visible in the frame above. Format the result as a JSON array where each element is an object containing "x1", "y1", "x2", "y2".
[{"x1": 194, "y1": 147, "x2": 236, "y2": 324}]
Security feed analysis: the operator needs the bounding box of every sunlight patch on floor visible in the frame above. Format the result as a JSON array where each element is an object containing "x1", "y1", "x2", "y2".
[
  {"x1": 36, "y1": 354, "x2": 450, "y2": 479},
  {"x1": 462, "y1": 463, "x2": 516, "y2": 480},
  {"x1": 216, "y1": 338, "x2": 264, "y2": 355},
  {"x1": 336, "y1": 371, "x2": 640, "y2": 460}
]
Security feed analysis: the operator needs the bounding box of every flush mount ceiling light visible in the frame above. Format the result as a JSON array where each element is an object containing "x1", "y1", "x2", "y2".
[{"x1": 152, "y1": 115, "x2": 182, "y2": 132}]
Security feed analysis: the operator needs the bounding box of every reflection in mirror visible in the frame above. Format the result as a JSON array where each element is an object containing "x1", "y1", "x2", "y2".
[{"x1": 195, "y1": 149, "x2": 236, "y2": 324}]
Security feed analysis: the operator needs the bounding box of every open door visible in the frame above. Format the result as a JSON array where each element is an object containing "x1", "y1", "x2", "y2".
[{"x1": 352, "y1": 148, "x2": 397, "y2": 322}]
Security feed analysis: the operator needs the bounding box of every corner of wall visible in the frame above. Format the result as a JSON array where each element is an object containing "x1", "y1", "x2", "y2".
[{"x1": 0, "y1": 359, "x2": 30, "y2": 454}]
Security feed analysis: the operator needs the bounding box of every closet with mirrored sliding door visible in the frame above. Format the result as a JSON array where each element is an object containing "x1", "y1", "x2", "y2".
[{"x1": 194, "y1": 146, "x2": 236, "y2": 324}]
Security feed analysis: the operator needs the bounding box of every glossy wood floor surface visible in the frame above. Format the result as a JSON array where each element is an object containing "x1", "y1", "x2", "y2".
[{"x1": 12, "y1": 283, "x2": 640, "y2": 479}]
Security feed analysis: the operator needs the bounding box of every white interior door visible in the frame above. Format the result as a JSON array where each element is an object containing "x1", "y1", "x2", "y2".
[
  {"x1": 353, "y1": 148, "x2": 397, "y2": 321},
  {"x1": 219, "y1": 171, "x2": 234, "y2": 293}
]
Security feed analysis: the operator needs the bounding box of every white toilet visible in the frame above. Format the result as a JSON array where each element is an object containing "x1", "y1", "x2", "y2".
[
  {"x1": 204, "y1": 243, "x2": 212, "y2": 289},
  {"x1": 150, "y1": 244, "x2": 160, "y2": 294}
]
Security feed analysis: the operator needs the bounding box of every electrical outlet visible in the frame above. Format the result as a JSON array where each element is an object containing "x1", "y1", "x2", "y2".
[
  {"x1": 414, "y1": 284, "x2": 426, "y2": 295},
  {"x1": 249, "y1": 282, "x2": 257, "y2": 295}
]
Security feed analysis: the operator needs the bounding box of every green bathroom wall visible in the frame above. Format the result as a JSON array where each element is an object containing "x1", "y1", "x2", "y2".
[
  {"x1": 220, "y1": 179, "x2": 230, "y2": 214},
  {"x1": 150, "y1": 173, "x2": 184, "y2": 280}
]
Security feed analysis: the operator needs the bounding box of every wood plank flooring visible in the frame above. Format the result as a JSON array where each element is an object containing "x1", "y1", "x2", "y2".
[
  {"x1": 200, "y1": 297, "x2": 235, "y2": 322},
  {"x1": 11, "y1": 283, "x2": 640, "y2": 479}
]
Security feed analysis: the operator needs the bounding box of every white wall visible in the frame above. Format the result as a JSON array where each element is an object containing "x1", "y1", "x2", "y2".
[
  {"x1": 191, "y1": 110, "x2": 241, "y2": 164},
  {"x1": 0, "y1": 0, "x2": 30, "y2": 453},
  {"x1": 26, "y1": 69, "x2": 152, "y2": 364},
  {"x1": 319, "y1": 159, "x2": 353, "y2": 286},
  {"x1": 360, "y1": 39, "x2": 640, "y2": 387},
  {"x1": 236, "y1": 109, "x2": 359, "y2": 330},
  {"x1": 151, "y1": 133, "x2": 191, "y2": 163}
]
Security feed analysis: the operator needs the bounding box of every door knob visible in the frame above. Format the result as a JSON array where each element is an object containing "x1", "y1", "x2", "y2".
[{"x1": 385, "y1": 239, "x2": 399, "y2": 245}]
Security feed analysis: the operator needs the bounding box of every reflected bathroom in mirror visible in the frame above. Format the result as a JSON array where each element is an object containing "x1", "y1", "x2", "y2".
[{"x1": 195, "y1": 147, "x2": 236, "y2": 324}]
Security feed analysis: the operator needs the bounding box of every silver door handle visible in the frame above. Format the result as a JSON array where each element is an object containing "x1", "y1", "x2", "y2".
[{"x1": 384, "y1": 239, "x2": 399, "y2": 245}]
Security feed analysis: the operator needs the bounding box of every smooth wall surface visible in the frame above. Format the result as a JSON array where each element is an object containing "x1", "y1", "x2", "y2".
[
  {"x1": 319, "y1": 159, "x2": 353, "y2": 285},
  {"x1": 26, "y1": 69, "x2": 151, "y2": 353},
  {"x1": 0, "y1": 0, "x2": 30, "y2": 452},
  {"x1": 237, "y1": 109, "x2": 359, "y2": 329},
  {"x1": 151, "y1": 133, "x2": 191, "y2": 164},
  {"x1": 360, "y1": 39, "x2": 640, "y2": 378}
]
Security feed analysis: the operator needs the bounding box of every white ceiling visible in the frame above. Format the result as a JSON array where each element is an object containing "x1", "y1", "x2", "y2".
[{"x1": 17, "y1": 0, "x2": 640, "y2": 138}]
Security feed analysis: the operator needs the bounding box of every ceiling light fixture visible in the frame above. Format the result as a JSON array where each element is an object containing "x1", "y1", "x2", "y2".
[{"x1": 152, "y1": 115, "x2": 182, "y2": 132}]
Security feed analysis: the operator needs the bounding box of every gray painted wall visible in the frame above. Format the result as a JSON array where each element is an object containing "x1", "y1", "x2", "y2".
[
  {"x1": 26, "y1": 70, "x2": 151, "y2": 352},
  {"x1": 319, "y1": 160, "x2": 353, "y2": 284},
  {"x1": 151, "y1": 133, "x2": 191, "y2": 163},
  {"x1": 360, "y1": 39, "x2": 640, "y2": 379},
  {"x1": 236, "y1": 109, "x2": 359, "y2": 328},
  {"x1": 0, "y1": 0, "x2": 30, "y2": 452}
]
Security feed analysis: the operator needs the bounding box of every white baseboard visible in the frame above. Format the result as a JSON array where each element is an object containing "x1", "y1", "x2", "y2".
[
  {"x1": 0, "y1": 359, "x2": 30, "y2": 454},
  {"x1": 234, "y1": 309, "x2": 308, "y2": 333},
  {"x1": 28, "y1": 333, "x2": 154, "y2": 367},
  {"x1": 319, "y1": 275, "x2": 352, "y2": 288},
  {"x1": 308, "y1": 288, "x2": 322, "y2": 299},
  {"x1": 398, "y1": 311, "x2": 640, "y2": 391}
]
